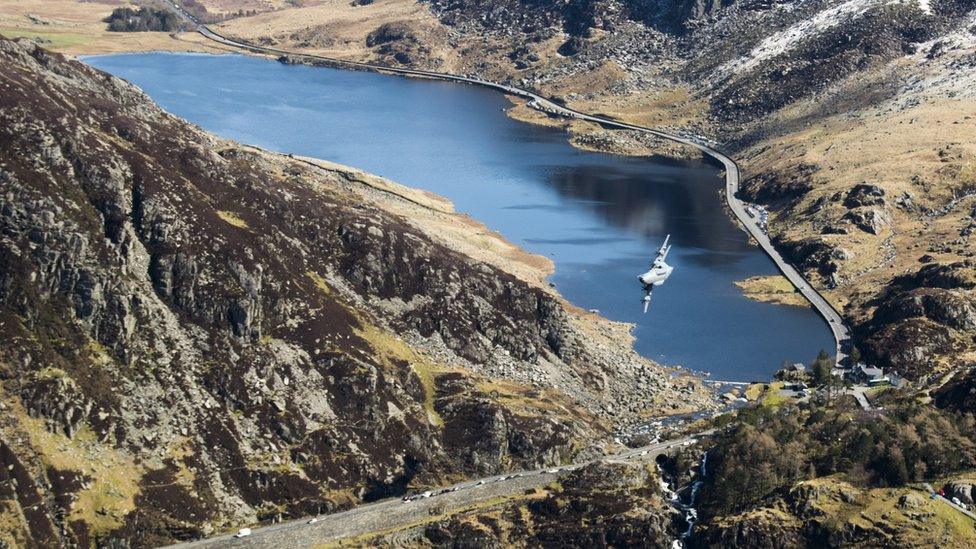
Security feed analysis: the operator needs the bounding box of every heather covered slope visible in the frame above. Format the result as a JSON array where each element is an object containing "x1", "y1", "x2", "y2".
[
  {"x1": 203, "y1": 0, "x2": 976, "y2": 382},
  {"x1": 360, "y1": 460, "x2": 681, "y2": 547},
  {"x1": 4, "y1": 0, "x2": 974, "y2": 386},
  {"x1": 0, "y1": 37, "x2": 706, "y2": 546},
  {"x1": 685, "y1": 393, "x2": 976, "y2": 548}
]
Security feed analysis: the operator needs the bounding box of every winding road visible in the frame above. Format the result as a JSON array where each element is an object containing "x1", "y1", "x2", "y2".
[
  {"x1": 168, "y1": 434, "x2": 704, "y2": 548},
  {"x1": 142, "y1": 5, "x2": 858, "y2": 545},
  {"x1": 163, "y1": 2, "x2": 850, "y2": 367}
]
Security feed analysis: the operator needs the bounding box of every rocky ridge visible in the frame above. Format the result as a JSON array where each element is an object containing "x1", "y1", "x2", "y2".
[
  {"x1": 209, "y1": 0, "x2": 976, "y2": 384},
  {"x1": 692, "y1": 476, "x2": 976, "y2": 547},
  {"x1": 359, "y1": 459, "x2": 680, "y2": 547},
  {"x1": 0, "y1": 37, "x2": 710, "y2": 546}
]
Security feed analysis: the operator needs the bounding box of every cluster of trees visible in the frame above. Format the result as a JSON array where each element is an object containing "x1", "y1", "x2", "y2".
[
  {"x1": 104, "y1": 7, "x2": 179, "y2": 32},
  {"x1": 809, "y1": 349, "x2": 833, "y2": 385},
  {"x1": 699, "y1": 396, "x2": 976, "y2": 518}
]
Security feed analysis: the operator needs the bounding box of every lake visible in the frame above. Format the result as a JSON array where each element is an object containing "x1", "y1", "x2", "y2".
[{"x1": 84, "y1": 52, "x2": 833, "y2": 381}]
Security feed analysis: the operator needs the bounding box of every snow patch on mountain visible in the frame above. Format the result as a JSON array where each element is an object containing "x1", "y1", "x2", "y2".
[
  {"x1": 900, "y1": 10, "x2": 976, "y2": 101},
  {"x1": 712, "y1": 0, "x2": 931, "y2": 82}
]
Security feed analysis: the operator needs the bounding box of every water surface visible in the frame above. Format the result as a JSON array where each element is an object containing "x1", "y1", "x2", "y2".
[{"x1": 85, "y1": 52, "x2": 833, "y2": 380}]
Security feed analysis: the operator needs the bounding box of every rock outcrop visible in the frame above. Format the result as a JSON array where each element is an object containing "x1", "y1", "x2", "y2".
[
  {"x1": 934, "y1": 366, "x2": 976, "y2": 413},
  {"x1": 691, "y1": 477, "x2": 976, "y2": 548},
  {"x1": 858, "y1": 261, "x2": 976, "y2": 378},
  {"x1": 844, "y1": 184, "x2": 887, "y2": 209},
  {"x1": 0, "y1": 37, "x2": 701, "y2": 545},
  {"x1": 365, "y1": 21, "x2": 435, "y2": 66},
  {"x1": 371, "y1": 459, "x2": 680, "y2": 547}
]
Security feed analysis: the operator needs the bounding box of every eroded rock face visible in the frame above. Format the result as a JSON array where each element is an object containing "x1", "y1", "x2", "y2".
[
  {"x1": 366, "y1": 21, "x2": 436, "y2": 66},
  {"x1": 738, "y1": 162, "x2": 815, "y2": 208},
  {"x1": 376, "y1": 460, "x2": 679, "y2": 547},
  {"x1": 0, "y1": 37, "x2": 693, "y2": 545},
  {"x1": 692, "y1": 515, "x2": 807, "y2": 548},
  {"x1": 934, "y1": 367, "x2": 976, "y2": 413},
  {"x1": 842, "y1": 207, "x2": 888, "y2": 235},
  {"x1": 773, "y1": 236, "x2": 843, "y2": 281},
  {"x1": 873, "y1": 288, "x2": 976, "y2": 333},
  {"x1": 945, "y1": 481, "x2": 975, "y2": 505},
  {"x1": 858, "y1": 261, "x2": 976, "y2": 378},
  {"x1": 844, "y1": 183, "x2": 887, "y2": 209},
  {"x1": 859, "y1": 318, "x2": 959, "y2": 378},
  {"x1": 711, "y1": 3, "x2": 938, "y2": 121}
]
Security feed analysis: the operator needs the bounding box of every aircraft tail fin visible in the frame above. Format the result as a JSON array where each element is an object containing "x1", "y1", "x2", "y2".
[{"x1": 658, "y1": 235, "x2": 672, "y2": 261}]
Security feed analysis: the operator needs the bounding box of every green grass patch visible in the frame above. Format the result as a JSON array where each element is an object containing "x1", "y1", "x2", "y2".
[
  {"x1": 743, "y1": 382, "x2": 790, "y2": 408},
  {"x1": 0, "y1": 27, "x2": 91, "y2": 49},
  {"x1": 307, "y1": 270, "x2": 447, "y2": 427},
  {"x1": 761, "y1": 381, "x2": 789, "y2": 408},
  {"x1": 409, "y1": 360, "x2": 443, "y2": 427},
  {"x1": 216, "y1": 210, "x2": 249, "y2": 229},
  {"x1": 16, "y1": 405, "x2": 142, "y2": 535},
  {"x1": 744, "y1": 383, "x2": 764, "y2": 401},
  {"x1": 35, "y1": 366, "x2": 68, "y2": 380}
]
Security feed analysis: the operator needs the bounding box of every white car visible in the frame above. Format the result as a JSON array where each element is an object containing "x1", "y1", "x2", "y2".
[
  {"x1": 234, "y1": 528, "x2": 252, "y2": 538},
  {"x1": 421, "y1": 491, "x2": 432, "y2": 498},
  {"x1": 544, "y1": 468, "x2": 560, "y2": 474},
  {"x1": 476, "y1": 480, "x2": 486, "y2": 486},
  {"x1": 307, "y1": 518, "x2": 319, "y2": 524}
]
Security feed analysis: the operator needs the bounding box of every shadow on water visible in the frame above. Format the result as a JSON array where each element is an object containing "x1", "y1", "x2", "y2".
[
  {"x1": 82, "y1": 52, "x2": 834, "y2": 381},
  {"x1": 543, "y1": 162, "x2": 752, "y2": 257}
]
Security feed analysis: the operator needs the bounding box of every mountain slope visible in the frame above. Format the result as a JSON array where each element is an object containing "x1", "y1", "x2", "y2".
[
  {"x1": 0, "y1": 36, "x2": 708, "y2": 546},
  {"x1": 206, "y1": 0, "x2": 976, "y2": 384}
]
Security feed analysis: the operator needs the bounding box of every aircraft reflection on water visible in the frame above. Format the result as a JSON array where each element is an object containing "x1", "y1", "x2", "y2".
[{"x1": 638, "y1": 234, "x2": 674, "y2": 313}]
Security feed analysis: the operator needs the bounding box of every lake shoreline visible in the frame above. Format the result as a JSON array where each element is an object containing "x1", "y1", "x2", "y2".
[{"x1": 83, "y1": 51, "x2": 835, "y2": 381}]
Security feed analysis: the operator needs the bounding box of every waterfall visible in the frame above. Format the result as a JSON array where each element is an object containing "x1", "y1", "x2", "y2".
[{"x1": 663, "y1": 450, "x2": 708, "y2": 549}]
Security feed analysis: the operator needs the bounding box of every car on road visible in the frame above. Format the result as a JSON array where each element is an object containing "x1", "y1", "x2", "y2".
[
  {"x1": 234, "y1": 528, "x2": 252, "y2": 538},
  {"x1": 421, "y1": 491, "x2": 432, "y2": 498},
  {"x1": 543, "y1": 468, "x2": 559, "y2": 474},
  {"x1": 307, "y1": 518, "x2": 319, "y2": 524},
  {"x1": 476, "y1": 480, "x2": 486, "y2": 486}
]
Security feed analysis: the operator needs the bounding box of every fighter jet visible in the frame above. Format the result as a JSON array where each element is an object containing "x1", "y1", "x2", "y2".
[{"x1": 638, "y1": 235, "x2": 674, "y2": 313}]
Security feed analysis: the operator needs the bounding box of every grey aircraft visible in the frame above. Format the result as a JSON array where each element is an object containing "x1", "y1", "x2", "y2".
[{"x1": 638, "y1": 235, "x2": 674, "y2": 313}]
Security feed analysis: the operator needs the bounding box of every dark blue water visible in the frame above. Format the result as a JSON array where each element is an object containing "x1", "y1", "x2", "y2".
[{"x1": 84, "y1": 52, "x2": 833, "y2": 381}]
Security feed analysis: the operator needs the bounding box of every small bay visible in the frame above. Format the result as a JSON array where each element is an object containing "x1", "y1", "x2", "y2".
[{"x1": 85, "y1": 52, "x2": 834, "y2": 381}]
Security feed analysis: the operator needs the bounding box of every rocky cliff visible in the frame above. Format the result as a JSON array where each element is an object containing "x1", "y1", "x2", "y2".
[
  {"x1": 686, "y1": 393, "x2": 976, "y2": 548},
  {"x1": 207, "y1": 0, "x2": 976, "y2": 386},
  {"x1": 360, "y1": 459, "x2": 680, "y2": 547},
  {"x1": 0, "y1": 37, "x2": 706, "y2": 546},
  {"x1": 692, "y1": 476, "x2": 976, "y2": 548}
]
